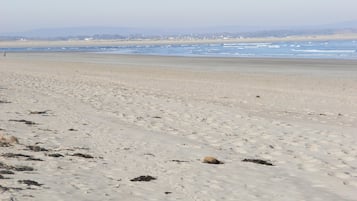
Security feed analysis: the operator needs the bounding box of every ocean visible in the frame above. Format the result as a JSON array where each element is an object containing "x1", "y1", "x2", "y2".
[{"x1": 2, "y1": 40, "x2": 357, "y2": 60}]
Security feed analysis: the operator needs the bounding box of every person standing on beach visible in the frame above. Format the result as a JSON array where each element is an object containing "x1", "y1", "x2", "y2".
[{"x1": 3, "y1": 51, "x2": 6, "y2": 57}]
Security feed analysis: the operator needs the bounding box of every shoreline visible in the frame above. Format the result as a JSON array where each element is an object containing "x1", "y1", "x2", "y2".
[
  {"x1": 5, "y1": 52, "x2": 357, "y2": 77},
  {"x1": 4, "y1": 51, "x2": 357, "y2": 61}
]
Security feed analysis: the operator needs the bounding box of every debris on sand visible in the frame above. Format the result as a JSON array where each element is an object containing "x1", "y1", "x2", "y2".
[
  {"x1": 9, "y1": 119, "x2": 37, "y2": 125},
  {"x1": 0, "y1": 170, "x2": 14, "y2": 175},
  {"x1": 0, "y1": 143, "x2": 10, "y2": 147},
  {"x1": 130, "y1": 175, "x2": 157, "y2": 182},
  {"x1": 29, "y1": 110, "x2": 49, "y2": 115},
  {"x1": 26, "y1": 157, "x2": 43, "y2": 161},
  {"x1": 0, "y1": 185, "x2": 23, "y2": 192},
  {"x1": 0, "y1": 170, "x2": 15, "y2": 174},
  {"x1": 0, "y1": 162, "x2": 11, "y2": 169},
  {"x1": 2, "y1": 153, "x2": 31, "y2": 158},
  {"x1": 242, "y1": 158, "x2": 274, "y2": 166},
  {"x1": 18, "y1": 180, "x2": 43, "y2": 187},
  {"x1": 143, "y1": 153, "x2": 155, "y2": 157},
  {"x1": 68, "y1": 128, "x2": 78, "y2": 131},
  {"x1": 1, "y1": 153, "x2": 43, "y2": 161},
  {"x1": 13, "y1": 166, "x2": 35, "y2": 172},
  {"x1": 202, "y1": 156, "x2": 223, "y2": 164},
  {"x1": 26, "y1": 145, "x2": 49, "y2": 152},
  {"x1": 71, "y1": 153, "x2": 94, "y2": 159},
  {"x1": 170, "y1": 160, "x2": 189, "y2": 163},
  {"x1": 0, "y1": 162, "x2": 34, "y2": 171},
  {"x1": 47, "y1": 153, "x2": 64, "y2": 158},
  {"x1": 0, "y1": 100, "x2": 11, "y2": 104}
]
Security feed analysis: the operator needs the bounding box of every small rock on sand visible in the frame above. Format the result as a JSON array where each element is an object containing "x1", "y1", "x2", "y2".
[
  {"x1": 202, "y1": 156, "x2": 223, "y2": 164},
  {"x1": 0, "y1": 133, "x2": 19, "y2": 146}
]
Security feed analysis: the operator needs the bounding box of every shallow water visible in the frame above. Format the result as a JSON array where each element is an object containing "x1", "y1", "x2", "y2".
[{"x1": 1, "y1": 40, "x2": 357, "y2": 59}]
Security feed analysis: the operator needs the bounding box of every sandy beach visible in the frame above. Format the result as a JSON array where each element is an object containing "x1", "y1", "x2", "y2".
[
  {"x1": 1, "y1": 33, "x2": 357, "y2": 48},
  {"x1": 1, "y1": 53, "x2": 357, "y2": 200}
]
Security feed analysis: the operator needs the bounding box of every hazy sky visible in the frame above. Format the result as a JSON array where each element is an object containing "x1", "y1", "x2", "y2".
[{"x1": 1, "y1": 0, "x2": 357, "y2": 33}]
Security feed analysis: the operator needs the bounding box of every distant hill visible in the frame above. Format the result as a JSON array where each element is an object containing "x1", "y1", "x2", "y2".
[
  {"x1": 0, "y1": 27, "x2": 152, "y2": 38},
  {"x1": 313, "y1": 20, "x2": 357, "y2": 30},
  {"x1": 1, "y1": 20, "x2": 357, "y2": 40}
]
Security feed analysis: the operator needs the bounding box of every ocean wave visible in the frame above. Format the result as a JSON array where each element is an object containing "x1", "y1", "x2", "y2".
[
  {"x1": 2, "y1": 40, "x2": 356, "y2": 59},
  {"x1": 223, "y1": 42, "x2": 271, "y2": 47},
  {"x1": 291, "y1": 49, "x2": 356, "y2": 53},
  {"x1": 268, "y1": 45, "x2": 280, "y2": 48}
]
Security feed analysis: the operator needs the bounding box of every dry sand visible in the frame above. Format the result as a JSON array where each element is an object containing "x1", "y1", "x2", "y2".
[{"x1": 0, "y1": 53, "x2": 357, "y2": 200}]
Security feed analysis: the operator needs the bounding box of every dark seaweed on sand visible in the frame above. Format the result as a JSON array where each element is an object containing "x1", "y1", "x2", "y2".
[
  {"x1": 29, "y1": 110, "x2": 49, "y2": 115},
  {"x1": 0, "y1": 162, "x2": 35, "y2": 171},
  {"x1": 2, "y1": 153, "x2": 43, "y2": 161},
  {"x1": 0, "y1": 185, "x2": 23, "y2": 192},
  {"x1": 9, "y1": 119, "x2": 37, "y2": 125},
  {"x1": 71, "y1": 153, "x2": 94, "y2": 158},
  {"x1": 48, "y1": 153, "x2": 64, "y2": 158},
  {"x1": 242, "y1": 159, "x2": 274, "y2": 166},
  {"x1": 0, "y1": 170, "x2": 15, "y2": 175},
  {"x1": 130, "y1": 175, "x2": 157, "y2": 182},
  {"x1": 26, "y1": 145, "x2": 49, "y2": 152},
  {"x1": 18, "y1": 180, "x2": 43, "y2": 187}
]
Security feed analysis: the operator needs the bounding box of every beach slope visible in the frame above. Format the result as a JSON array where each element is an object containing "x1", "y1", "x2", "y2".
[{"x1": 1, "y1": 53, "x2": 357, "y2": 200}]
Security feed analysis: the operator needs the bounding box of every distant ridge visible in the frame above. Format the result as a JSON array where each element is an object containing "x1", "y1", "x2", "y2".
[
  {"x1": 0, "y1": 25, "x2": 267, "y2": 38},
  {"x1": 1, "y1": 20, "x2": 357, "y2": 40},
  {"x1": 1, "y1": 27, "x2": 148, "y2": 38}
]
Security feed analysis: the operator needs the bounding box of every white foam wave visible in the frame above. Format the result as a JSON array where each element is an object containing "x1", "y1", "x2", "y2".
[
  {"x1": 292, "y1": 49, "x2": 355, "y2": 53},
  {"x1": 268, "y1": 45, "x2": 280, "y2": 48},
  {"x1": 223, "y1": 43, "x2": 271, "y2": 47}
]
